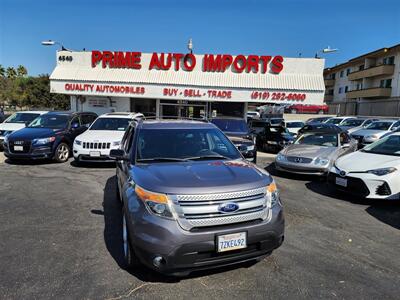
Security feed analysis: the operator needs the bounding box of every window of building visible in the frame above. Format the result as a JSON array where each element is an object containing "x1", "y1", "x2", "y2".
[
  {"x1": 356, "y1": 83, "x2": 363, "y2": 90},
  {"x1": 327, "y1": 89, "x2": 334, "y2": 95},
  {"x1": 338, "y1": 87, "x2": 343, "y2": 94},
  {"x1": 346, "y1": 68, "x2": 351, "y2": 75},
  {"x1": 345, "y1": 86, "x2": 349, "y2": 93},
  {"x1": 340, "y1": 70, "x2": 344, "y2": 78},
  {"x1": 359, "y1": 65, "x2": 364, "y2": 71},
  {"x1": 130, "y1": 98, "x2": 157, "y2": 117},
  {"x1": 331, "y1": 73, "x2": 336, "y2": 80},
  {"x1": 380, "y1": 79, "x2": 392, "y2": 88},
  {"x1": 383, "y1": 56, "x2": 395, "y2": 65}
]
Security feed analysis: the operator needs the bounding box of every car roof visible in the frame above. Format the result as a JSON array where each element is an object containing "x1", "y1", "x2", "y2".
[
  {"x1": 14, "y1": 111, "x2": 48, "y2": 114},
  {"x1": 286, "y1": 120, "x2": 303, "y2": 123},
  {"x1": 300, "y1": 123, "x2": 343, "y2": 133},
  {"x1": 141, "y1": 119, "x2": 215, "y2": 130},
  {"x1": 99, "y1": 112, "x2": 143, "y2": 119}
]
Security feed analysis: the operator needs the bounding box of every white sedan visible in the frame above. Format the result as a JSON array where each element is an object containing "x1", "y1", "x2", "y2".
[{"x1": 329, "y1": 133, "x2": 400, "y2": 200}]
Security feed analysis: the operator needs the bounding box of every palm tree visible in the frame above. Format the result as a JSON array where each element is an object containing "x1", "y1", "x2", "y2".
[
  {"x1": 0, "y1": 64, "x2": 5, "y2": 77},
  {"x1": 17, "y1": 65, "x2": 28, "y2": 77},
  {"x1": 6, "y1": 67, "x2": 17, "y2": 78}
]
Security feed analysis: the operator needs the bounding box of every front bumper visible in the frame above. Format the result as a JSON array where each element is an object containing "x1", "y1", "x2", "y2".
[
  {"x1": 275, "y1": 160, "x2": 328, "y2": 176},
  {"x1": 73, "y1": 146, "x2": 116, "y2": 162},
  {"x1": 127, "y1": 205, "x2": 284, "y2": 275},
  {"x1": 3, "y1": 143, "x2": 53, "y2": 160}
]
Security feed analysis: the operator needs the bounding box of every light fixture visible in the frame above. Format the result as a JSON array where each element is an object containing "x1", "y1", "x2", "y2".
[{"x1": 187, "y1": 38, "x2": 193, "y2": 54}]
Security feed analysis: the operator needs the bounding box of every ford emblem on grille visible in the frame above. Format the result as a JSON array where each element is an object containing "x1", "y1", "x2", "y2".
[{"x1": 218, "y1": 202, "x2": 239, "y2": 213}]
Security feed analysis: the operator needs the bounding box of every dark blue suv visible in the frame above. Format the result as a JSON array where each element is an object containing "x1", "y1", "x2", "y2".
[
  {"x1": 3, "y1": 111, "x2": 97, "y2": 162},
  {"x1": 110, "y1": 119, "x2": 284, "y2": 276}
]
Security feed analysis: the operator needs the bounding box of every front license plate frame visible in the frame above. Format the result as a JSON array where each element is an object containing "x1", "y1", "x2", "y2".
[
  {"x1": 335, "y1": 177, "x2": 348, "y2": 187},
  {"x1": 217, "y1": 232, "x2": 247, "y2": 253},
  {"x1": 89, "y1": 151, "x2": 101, "y2": 157},
  {"x1": 14, "y1": 145, "x2": 23, "y2": 151}
]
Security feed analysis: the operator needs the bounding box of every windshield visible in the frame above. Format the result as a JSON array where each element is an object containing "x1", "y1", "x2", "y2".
[
  {"x1": 366, "y1": 121, "x2": 392, "y2": 130},
  {"x1": 211, "y1": 119, "x2": 248, "y2": 133},
  {"x1": 5, "y1": 112, "x2": 40, "y2": 124},
  {"x1": 28, "y1": 114, "x2": 69, "y2": 129},
  {"x1": 136, "y1": 128, "x2": 241, "y2": 161},
  {"x1": 341, "y1": 119, "x2": 364, "y2": 127},
  {"x1": 295, "y1": 132, "x2": 338, "y2": 147},
  {"x1": 325, "y1": 118, "x2": 343, "y2": 125},
  {"x1": 287, "y1": 122, "x2": 304, "y2": 128},
  {"x1": 90, "y1": 118, "x2": 130, "y2": 131},
  {"x1": 362, "y1": 135, "x2": 400, "y2": 156}
]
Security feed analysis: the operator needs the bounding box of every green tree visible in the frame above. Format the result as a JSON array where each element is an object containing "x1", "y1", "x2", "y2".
[
  {"x1": 0, "y1": 65, "x2": 5, "y2": 77},
  {"x1": 6, "y1": 67, "x2": 17, "y2": 79},
  {"x1": 17, "y1": 65, "x2": 28, "y2": 77}
]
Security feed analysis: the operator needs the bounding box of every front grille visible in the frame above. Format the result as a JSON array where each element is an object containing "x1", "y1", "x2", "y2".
[
  {"x1": 82, "y1": 142, "x2": 111, "y2": 149},
  {"x1": 286, "y1": 156, "x2": 313, "y2": 163},
  {"x1": 328, "y1": 173, "x2": 370, "y2": 198},
  {"x1": 171, "y1": 187, "x2": 269, "y2": 229},
  {"x1": 376, "y1": 182, "x2": 391, "y2": 196},
  {"x1": 9, "y1": 140, "x2": 31, "y2": 153}
]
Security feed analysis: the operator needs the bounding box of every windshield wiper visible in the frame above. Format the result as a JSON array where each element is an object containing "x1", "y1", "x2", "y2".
[
  {"x1": 184, "y1": 155, "x2": 230, "y2": 161},
  {"x1": 136, "y1": 157, "x2": 189, "y2": 162}
]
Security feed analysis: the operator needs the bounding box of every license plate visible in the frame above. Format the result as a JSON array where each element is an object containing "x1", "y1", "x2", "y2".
[
  {"x1": 14, "y1": 146, "x2": 23, "y2": 151},
  {"x1": 217, "y1": 232, "x2": 247, "y2": 252},
  {"x1": 335, "y1": 177, "x2": 348, "y2": 187},
  {"x1": 89, "y1": 151, "x2": 101, "y2": 157}
]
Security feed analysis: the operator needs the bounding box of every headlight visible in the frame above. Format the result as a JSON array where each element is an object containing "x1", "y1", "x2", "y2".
[
  {"x1": 247, "y1": 145, "x2": 255, "y2": 151},
  {"x1": 314, "y1": 157, "x2": 330, "y2": 166},
  {"x1": 266, "y1": 181, "x2": 280, "y2": 208},
  {"x1": 3, "y1": 135, "x2": 9, "y2": 144},
  {"x1": 367, "y1": 167, "x2": 397, "y2": 176},
  {"x1": 74, "y1": 140, "x2": 82, "y2": 145},
  {"x1": 135, "y1": 185, "x2": 174, "y2": 219},
  {"x1": 112, "y1": 141, "x2": 121, "y2": 146},
  {"x1": 276, "y1": 153, "x2": 286, "y2": 162},
  {"x1": 33, "y1": 137, "x2": 56, "y2": 145}
]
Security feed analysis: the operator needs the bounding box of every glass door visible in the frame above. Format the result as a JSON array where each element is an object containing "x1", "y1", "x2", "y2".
[{"x1": 160, "y1": 101, "x2": 207, "y2": 120}]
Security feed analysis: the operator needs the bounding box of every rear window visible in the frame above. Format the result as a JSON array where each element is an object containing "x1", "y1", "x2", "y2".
[
  {"x1": 325, "y1": 118, "x2": 343, "y2": 125},
  {"x1": 89, "y1": 118, "x2": 130, "y2": 131}
]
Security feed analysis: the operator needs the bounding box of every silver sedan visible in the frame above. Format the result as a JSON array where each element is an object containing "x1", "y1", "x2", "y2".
[{"x1": 275, "y1": 130, "x2": 357, "y2": 175}]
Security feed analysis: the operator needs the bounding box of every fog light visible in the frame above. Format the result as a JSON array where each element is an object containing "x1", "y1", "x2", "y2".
[{"x1": 153, "y1": 256, "x2": 165, "y2": 268}]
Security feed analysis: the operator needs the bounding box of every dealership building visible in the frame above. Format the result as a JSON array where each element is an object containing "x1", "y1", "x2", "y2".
[{"x1": 49, "y1": 50, "x2": 325, "y2": 118}]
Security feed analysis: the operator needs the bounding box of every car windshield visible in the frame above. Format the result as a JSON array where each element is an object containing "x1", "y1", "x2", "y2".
[
  {"x1": 341, "y1": 119, "x2": 364, "y2": 127},
  {"x1": 362, "y1": 135, "x2": 400, "y2": 156},
  {"x1": 5, "y1": 112, "x2": 40, "y2": 124},
  {"x1": 325, "y1": 118, "x2": 343, "y2": 125},
  {"x1": 287, "y1": 122, "x2": 304, "y2": 128},
  {"x1": 295, "y1": 132, "x2": 338, "y2": 147},
  {"x1": 211, "y1": 119, "x2": 248, "y2": 133},
  {"x1": 366, "y1": 121, "x2": 392, "y2": 130},
  {"x1": 90, "y1": 118, "x2": 130, "y2": 131},
  {"x1": 136, "y1": 128, "x2": 241, "y2": 161},
  {"x1": 28, "y1": 114, "x2": 69, "y2": 129}
]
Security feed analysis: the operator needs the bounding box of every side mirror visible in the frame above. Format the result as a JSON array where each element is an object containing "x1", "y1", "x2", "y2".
[{"x1": 110, "y1": 149, "x2": 129, "y2": 161}]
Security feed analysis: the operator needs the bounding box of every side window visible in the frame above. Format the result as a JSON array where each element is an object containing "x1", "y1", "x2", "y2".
[
  {"x1": 70, "y1": 116, "x2": 81, "y2": 128},
  {"x1": 123, "y1": 126, "x2": 135, "y2": 153},
  {"x1": 392, "y1": 121, "x2": 400, "y2": 130}
]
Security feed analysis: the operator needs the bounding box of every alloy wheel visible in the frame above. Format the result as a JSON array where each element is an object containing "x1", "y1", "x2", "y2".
[{"x1": 58, "y1": 144, "x2": 69, "y2": 161}]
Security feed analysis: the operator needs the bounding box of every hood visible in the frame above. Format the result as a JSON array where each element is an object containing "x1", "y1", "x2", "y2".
[
  {"x1": 351, "y1": 129, "x2": 386, "y2": 137},
  {"x1": 336, "y1": 151, "x2": 400, "y2": 172},
  {"x1": 8, "y1": 127, "x2": 64, "y2": 140},
  {"x1": 132, "y1": 159, "x2": 271, "y2": 194},
  {"x1": 0, "y1": 123, "x2": 26, "y2": 132},
  {"x1": 76, "y1": 130, "x2": 125, "y2": 142},
  {"x1": 282, "y1": 144, "x2": 337, "y2": 159}
]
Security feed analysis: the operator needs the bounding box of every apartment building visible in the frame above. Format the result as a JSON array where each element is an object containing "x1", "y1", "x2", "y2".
[{"x1": 324, "y1": 44, "x2": 400, "y2": 116}]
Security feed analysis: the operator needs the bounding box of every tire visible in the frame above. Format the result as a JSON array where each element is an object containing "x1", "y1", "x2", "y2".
[
  {"x1": 122, "y1": 212, "x2": 140, "y2": 269},
  {"x1": 291, "y1": 109, "x2": 297, "y2": 114},
  {"x1": 318, "y1": 110, "x2": 324, "y2": 115},
  {"x1": 54, "y1": 142, "x2": 70, "y2": 163}
]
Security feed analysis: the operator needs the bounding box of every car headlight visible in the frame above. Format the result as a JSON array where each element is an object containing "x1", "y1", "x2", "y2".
[
  {"x1": 247, "y1": 145, "x2": 255, "y2": 151},
  {"x1": 266, "y1": 181, "x2": 280, "y2": 208},
  {"x1": 33, "y1": 137, "x2": 56, "y2": 145},
  {"x1": 3, "y1": 135, "x2": 9, "y2": 144},
  {"x1": 74, "y1": 139, "x2": 82, "y2": 146},
  {"x1": 135, "y1": 185, "x2": 175, "y2": 219},
  {"x1": 112, "y1": 141, "x2": 121, "y2": 146},
  {"x1": 367, "y1": 167, "x2": 397, "y2": 176},
  {"x1": 276, "y1": 153, "x2": 287, "y2": 162},
  {"x1": 314, "y1": 157, "x2": 330, "y2": 166}
]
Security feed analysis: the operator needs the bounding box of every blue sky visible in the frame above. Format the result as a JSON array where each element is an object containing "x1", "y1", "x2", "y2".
[{"x1": 0, "y1": 0, "x2": 399, "y2": 75}]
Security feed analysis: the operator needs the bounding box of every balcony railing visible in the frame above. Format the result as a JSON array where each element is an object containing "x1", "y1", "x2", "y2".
[
  {"x1": 324, "y1": 79, "x2": 335, "y2": 87},
  {"x1": 346, "y1": 87, "x2": 392, "y2": 99},
  {"x1": 348, "y1": 64, "x2": 395, "y2": 81}
]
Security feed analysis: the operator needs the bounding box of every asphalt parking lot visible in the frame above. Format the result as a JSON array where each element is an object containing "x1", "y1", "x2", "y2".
[{"x1": 0, "y1": 152, "x2": 399, "y2": 299}]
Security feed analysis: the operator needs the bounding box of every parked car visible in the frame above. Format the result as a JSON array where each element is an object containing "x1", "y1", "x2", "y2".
[
  {"x1": 256, "y1": 123, "x2": 294, "y2": 153},
  {"x1": 111, "y1": 119, "x2": 284, "y2": 275},
  {"x1": 380, "y1": 126, "x2": 400, "y2": 139},
  {"x1": 285, "y1": 120, "x2": 305, "y2": 136},
  {"x1": 298, "y1": 123, "x2": 342, "y2": 135},
  {"x1": 275, "y1": 127, "x2": 357, "y2": 175},
  {"x1": 324, "y1": 116, "x2": 354, "y2": 126},
  {"x1": 3, "y1": 111, "x2": 97, "y2": 162},
  {"x1": 328, "y1": 133, "x2": 400, "y2": 200},
  {"x1": 211, "y1": 117, "x2": 257, "y2": 163},
  {"x1": 340, "y1": 118, "x2": 379, "y2": 134},
  {"x1": 73, "y1": 112, "x2": 143, "y2": 163},
  {"x1": 0, "y1": 111, "x2": 48, "y2": 149},
  {"x1": 246, "y1": 110, "x2": 260, "y2": 121},
  {"x1": 305, "y1": 116, "x2": 332, "y2": 124},
  {"x1": 351, "y1": 119, "x2": 400, "y2": 148},
  {"x1": 285, "y1": 104, "x2": 328, "y2": 114}
]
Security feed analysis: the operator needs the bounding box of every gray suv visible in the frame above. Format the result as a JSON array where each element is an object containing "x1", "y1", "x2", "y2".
[{"x1": 111, "y1": 119, "x2": 284, "y2": 276}]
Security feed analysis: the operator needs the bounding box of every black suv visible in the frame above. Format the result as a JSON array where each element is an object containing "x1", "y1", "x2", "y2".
[
  {"x1": 111, "y1": 119, "x2": 284, "y2": 276},
  {"x1": 256, "y1": 123, "x2": 294, "y2": 153},
  {"x1": 210, "y1": 117, "x2": 257, "y2": 163},
  {"x1": 3, "y1": 111, "x2": 97, "y2": 162}
]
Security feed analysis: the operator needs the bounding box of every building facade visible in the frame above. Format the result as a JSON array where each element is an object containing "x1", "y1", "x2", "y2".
[
  {"x1": 324, "y1": 44, "x2": 400, "y2": 116},
  {"x1": 49, "y1": 50, "x2": 325, "y2": 118}
]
